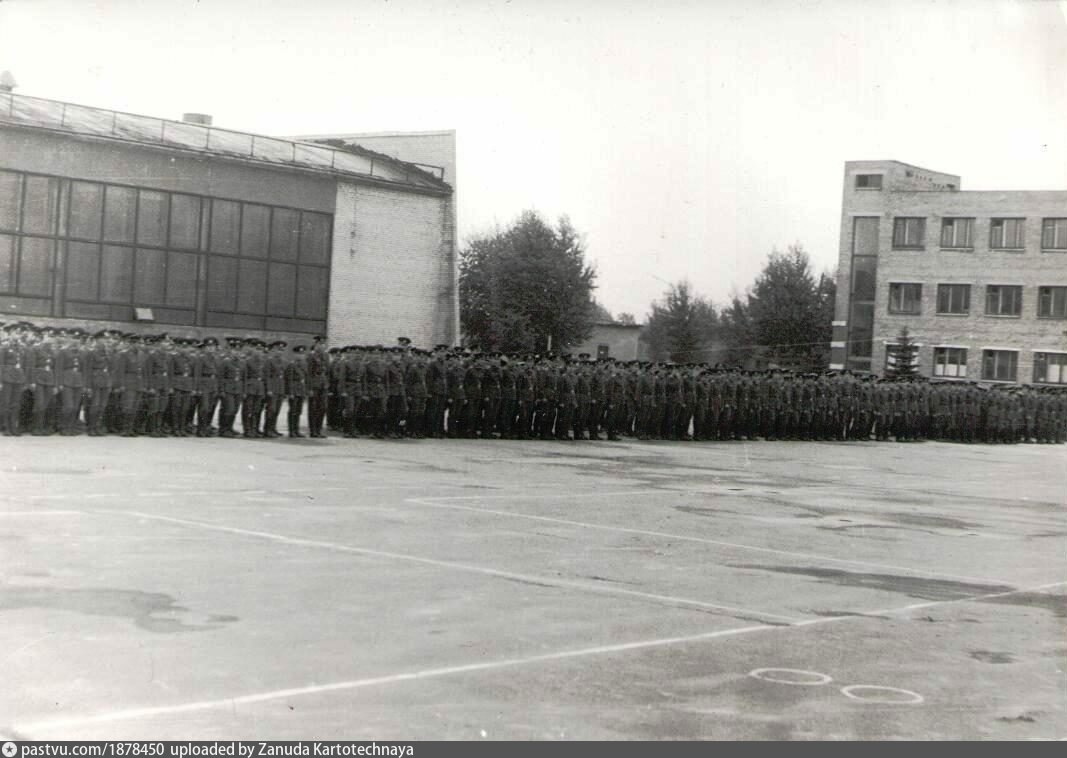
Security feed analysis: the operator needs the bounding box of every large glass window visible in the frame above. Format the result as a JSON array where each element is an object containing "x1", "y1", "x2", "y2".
[
  {"x1": 888, "y1": 283, "x2": 922, "y2": 314},
  {"x1": 936, "y1": 284, "x2": 970, "y2": 315},
  {"x1": 169, "y1": 194, "x2": 201, "y2": 250},
  {"x1": 984, "y1": 285, "x2": 1022, "y2": 317},
  {"x1": 104, "y1": 185, "x2": 137, "y2": 243},
  {"x1": 22, "y1": 176, "x2": 59, "y2": 235},
  {"x1": 0, "y1": 171, "x2": 20, "y2": 231},
  {"x1": 66, "y1": 241, "x2": 101, "y2": 301},
  {"x1": 69, "y1": 182, "x2": 104, "y2": 240},
  {"x1": 0, "y1": 170, "x2": 329, "y2": 332},
  {"x1": 270, "y1": 208, "x2": 300, "y2": 261},
  {"x1": 241, "y1": 204, "x2": 270, "y2": 258},
  {"x1": 210, "y1": 199, "x2": 240, "y2": 254},
  {"x1": 0, "y1": 233, "x2": 15, "y2": 291},
  {"x1": 100, "y1": 245, "x2": 134, "y2": 303},
  {"x1": 981, "y1": 350, "x2": 1017, "y2": 382},
  {"x1": 17, "y1": 236, "x2": 54, "y2": 297},
  {"x1": 300, "y1": 212, "x2": 331, "y2": 265},
  {"x1": 137, "y1": 190, "x2": 169, "y2": 247},
  {"x1": 134, "y1": 248, "x2": 167, "y2": 305}
]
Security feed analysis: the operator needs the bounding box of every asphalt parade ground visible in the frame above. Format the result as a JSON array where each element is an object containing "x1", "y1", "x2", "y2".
[{"x1": 1, "y1": 436, "x2": 1064, "y2": 740}]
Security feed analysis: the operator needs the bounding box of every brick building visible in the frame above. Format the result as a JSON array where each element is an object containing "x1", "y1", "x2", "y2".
[
  {"x1": 831, "y1": 160, "x2": 1067, "y2": 385},
  {"x1": 0, "y1": 90, "x2": 457, "y2": 347},
  {"x1": 570, "y1": 321, "x2": 644, "y2": 361}
]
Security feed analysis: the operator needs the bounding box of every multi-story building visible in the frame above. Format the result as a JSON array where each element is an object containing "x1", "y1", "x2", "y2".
[
  {"x1": 0, "y1": 89, "x2": 458, "y2": 346},
  {"x1": 831, "y1": 160, "x2": 1067, "y2": 385}
]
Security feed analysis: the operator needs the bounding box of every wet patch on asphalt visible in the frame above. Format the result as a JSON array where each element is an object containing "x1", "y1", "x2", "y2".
[
  {"x1": 0, "y1": 584, "x2": 239, "y2": 632},
  {"x1": 969, "y1": 650, "x2": 1015, "y2": 664},
  {"x1": 729, "y1": 564, "x2": 1011, "y2": 601}
]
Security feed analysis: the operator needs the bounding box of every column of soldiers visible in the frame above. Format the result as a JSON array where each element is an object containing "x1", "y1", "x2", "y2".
[{"x1": 2, "y1": 321, "x2": 1065, "y2": 444}]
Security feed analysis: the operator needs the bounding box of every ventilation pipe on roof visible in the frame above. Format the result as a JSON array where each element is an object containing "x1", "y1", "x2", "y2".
[{"x1": 182, "y1": 113, "x2": 212, "y2": 126}]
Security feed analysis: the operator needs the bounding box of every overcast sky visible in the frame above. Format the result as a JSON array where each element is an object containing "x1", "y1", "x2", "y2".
[{"x1": 2, "y1": 0, "x2": 1065, "y2": 320}]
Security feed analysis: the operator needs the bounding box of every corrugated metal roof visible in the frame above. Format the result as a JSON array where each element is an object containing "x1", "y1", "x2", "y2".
[{"x1": 0, "y1": 92, "x2": 450, "y2": 192}]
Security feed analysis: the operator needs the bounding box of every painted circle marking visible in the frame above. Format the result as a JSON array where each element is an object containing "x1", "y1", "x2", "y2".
[
  {"x1": 841, "y1": 685, "x2": 924, "y2": 704},
  {"x1": 749, "y1": 668, "x2": 833, "y2": 686}
]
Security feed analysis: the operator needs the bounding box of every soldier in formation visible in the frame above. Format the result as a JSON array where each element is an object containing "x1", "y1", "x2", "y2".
[{"x1": 1, "y1": 321, "x2": 1065, "y2": 444}]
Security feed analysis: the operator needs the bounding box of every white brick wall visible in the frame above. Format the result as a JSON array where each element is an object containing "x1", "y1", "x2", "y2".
[{"x1": 327, "y1": 182, "x2": 456, "y2": 348}]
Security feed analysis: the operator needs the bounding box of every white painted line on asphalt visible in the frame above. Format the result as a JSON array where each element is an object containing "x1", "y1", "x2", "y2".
[
  {"x1": 18, "y1": 578, "x2": 1067, "y2": 736},
  {"x1": 105, "y1": 510, "x2": 802, "y2": 624},
  {"x1": 0, "y1": 510, "x2": 82, "y2": 516},
  {"x1": 840, "y1": 685, "x2": 924, "y2": 705},
  {"x1": 18, "y1": 622, "x2": 777, "y2": 734},
  {"x1": 417, "y1": 490, "x2": 664, "y2": 502},
  {"x1": 404, "y1": 496, "x2": 1015, "y2": 587},
  {"x1": 749, "y1": 668, "x2": 832, "y2": 686}
]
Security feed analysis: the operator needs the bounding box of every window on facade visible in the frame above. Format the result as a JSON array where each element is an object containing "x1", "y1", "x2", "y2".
[
  {"x1": 22, "y1": 176, "x2": 59, "y2": 235},
  {"x1": 981, "y1": 350, "x2": 1017, "y2": 382},
  {"x1": 65, "y1": 241, "x2": 101, "y2": 301},
  {"x1": 169, "y1": 194, "x2": 201, "y2": 251},
  {"x1": 888, "y1": 283, "x2": 922, "y2": 314},
  {"x1": 0, "y1": 169, "x2": 331, "y2": 333},
  {"x1": 137, "y1": 190, "x2": 169, "y2": 247},
  {"x1": 0, "y1": 234, "x2": 14, "y2": 292},
  {"x1": 1034, "y1": 352, "x2": 1067, "y2": 385},
  {"x1": 1042, "y1": 218, "x2": 1067, "y2": 250},
  {"x1": 240, "y1": 204, "x2": 270, "y2": 258},
  {"x1": 300, "y1": 212, "x2": 331, "y2": 265},
  {"x1": 855, "y1": 174, "x2": 883, "y2": 189},
  {"x1": 69, "y1": 182, "x2": 104, "y2": 240},
  {"x1": 100, "y1": 245, "x2": 134, "y2": 303},
  {"x1": 134, "y1": 248, "x2": 167, "y2": 305},
  {"x1": 210, "y1": 199, "x2": 240, "y2": 255},
  {"x1": 984, "y1": 285, "x2": 1022, "y2": 316},
  {"x1": 0, "y1": 171, "x2": 20, "y2": 231},
  {"x1": 936, "y1": 283, "x2": 970, "y2": 314},
  {"x1": 270, "y1": 208, "x2": 300, "y2": 261},
  {"x1": 104, "y1": 185, "x2": 137, "y2": 243},
  {"x1": 17, "y1": 236, "x2": 54, "y2": 297},
  {"x1": 165, "y1": 251, "x2": 198, "y2": 307},
  {"x1": 236, "y1": 258, "x2": 268, "y2": 314},
  {"x1": 851, "y1": 256, "x2": 877, "y2": 301},
  {"x1": 933, "y1": 347, "x2": 967, "y2": 378},
  {"x1": 1038, "y1": 286, "x2": 1067, "y2": 319},
  {"x1": 989, "y1": 218, "x2": 1025, "y2": 249},
  {"x1": 940, "y1": 218, "x2": 974, "y2": 248},
  {"x1": 892, "y1": 218, "x2": 925, "y2": 249}
]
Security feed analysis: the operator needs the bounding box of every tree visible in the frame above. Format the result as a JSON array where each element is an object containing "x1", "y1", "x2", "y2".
[
  {"x1": 615, "y1": 312, "x2": 637, "y2": 325},
  {"x1": 591, "y1": 301, "x2": 615, "y2": 323},
  {"x1": 459, "y1": 211, "x2": 597, "y2": 353},
  {"x1": 885, "y1": 326, "x2": 920, "y2": 379},
  {"x1": 741, "y1": 244, "x2": 834, "y2": 371},
  {"x1": 717, "y1": 293, "x2": 757, "y2": 367},
  {"x1": 641, "y1": 281, "x2": 717, "y2": 363}
]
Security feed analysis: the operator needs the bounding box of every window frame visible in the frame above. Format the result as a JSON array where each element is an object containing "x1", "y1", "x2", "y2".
[
  {"x1": 936, "y1": 283, "x2": 971, "y2": 315},
  {"x1": 1042, "y1": 218, "x2": 1067, "y2": 251},
  {"x1": 932, "y1": 347, "x2": 968, "y2": 379},
  {"x1": 1037, "y1": 286, "x2": 1067, "y2": 319},
  {"x1": 887, "y1": 282, "x2": 922, "y2": 315},
  {"x1": 989, "y1": 217, "x2": 1026, "y2": 251},
  {"x1": 983, "y1": 284, "x2": 1022, "y2": 318},
  {"x1": 981, "y1": 349, "x2": 1018, "y2": 383},
  {"x1": 1033, "y1": 352, "x2": 1067, "y2": 385},
  {"x1": 854, "y1": 174, "x2": 883, "y2": 190},
  {"x1": 892, "y1": 217, "x2": 926, "y2": 250},
  {"x1": 939, "y1": 217, "x2": 974, "y2": 249}
]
